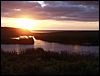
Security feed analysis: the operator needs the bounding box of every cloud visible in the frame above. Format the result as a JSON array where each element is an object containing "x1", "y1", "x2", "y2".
[
  {"x1": 1, "y1": 1, "x2": 41, "y2": 9},
  {"x1": 43, "y1": 1, "x2": 99, "y2": 21},
  {"x1": 1, "y1": 1, "x2": 99, "y2": 21},
  {"x1": 1, "y1": 1, "x2": 42, "y2": 18}
]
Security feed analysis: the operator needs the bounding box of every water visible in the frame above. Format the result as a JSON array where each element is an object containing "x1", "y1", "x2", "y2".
[{"x1": 1, "y1": 36, "x2": 99, "y2": 56}]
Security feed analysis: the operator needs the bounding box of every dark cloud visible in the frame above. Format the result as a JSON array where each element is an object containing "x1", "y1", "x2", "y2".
[
  {"x1": 1, "y1": 1, "x2": 99, "y2": 21},
  {"x1": 43, "y1": 1, "x2": 99, "y2": 21},
  {"x1": 1, "y1": 1, "x2": 42, "y2": 18},
  {"x1": 1, "y1": 1, "x2": 41, "y2": 9}
]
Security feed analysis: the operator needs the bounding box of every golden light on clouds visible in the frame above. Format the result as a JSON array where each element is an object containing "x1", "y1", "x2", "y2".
[
  {"x1": 1, "y1": 1, "x2": 99, "y2": 30},
  {"x1": 1, "y1": 17, "x2": 99, "y2": 30}
]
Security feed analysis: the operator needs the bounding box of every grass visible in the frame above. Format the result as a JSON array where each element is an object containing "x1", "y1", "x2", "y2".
[{"x1": 1, "y1": 48, "x2": 99, "y2": 75}]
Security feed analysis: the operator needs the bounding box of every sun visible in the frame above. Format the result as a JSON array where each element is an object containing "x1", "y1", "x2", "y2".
[{"x1": 15, "y1": 18, "x2": 37, "y2": 30}]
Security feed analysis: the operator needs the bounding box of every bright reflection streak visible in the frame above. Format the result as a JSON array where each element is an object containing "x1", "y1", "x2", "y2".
[
  {"x1": 11, "y1": 37, "x2": 20, "y2": 40},
  {"x1": 19, "y1": 36, "x2": 29, "y2": 39},
  {"x1": 11, "y1": 36, "x2": 36, "y2": 41}
]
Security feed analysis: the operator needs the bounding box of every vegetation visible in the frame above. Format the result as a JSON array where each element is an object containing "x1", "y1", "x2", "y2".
[{"x1": 1, "y1": 48, "x2": 99, "y2": 75}]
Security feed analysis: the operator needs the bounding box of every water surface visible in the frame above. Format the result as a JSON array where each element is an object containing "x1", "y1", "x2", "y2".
[{"x1": 1, "y1": 36, "x2": 99, "y2": 56}]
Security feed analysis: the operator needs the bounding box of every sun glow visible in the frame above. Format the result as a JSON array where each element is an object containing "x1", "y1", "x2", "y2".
[
  {"x1": 1, "y1": 17, "x2": 99, "y2": 30},
  {"x1": 15, "y1": 18, "x2": 37, "y2": 30}
]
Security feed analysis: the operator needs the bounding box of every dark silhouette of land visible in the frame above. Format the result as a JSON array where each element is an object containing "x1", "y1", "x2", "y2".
[
  {"x1": 1, "y1": 27, "x2": 99, "y2": 75},
  {"x1": 1, "y1": 27, "x2": 99, "y2": 45},
  {"x1": 1, "y1": 48, "x2": 99, "y2": 75},
  {"x1": 33, "y1": 31, "x2": 99, "y2": 45}
]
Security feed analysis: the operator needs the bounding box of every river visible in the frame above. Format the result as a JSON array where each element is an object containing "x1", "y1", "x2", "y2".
[{"x1": 1, "y1": 36, "x2": 99, "y2": 56}]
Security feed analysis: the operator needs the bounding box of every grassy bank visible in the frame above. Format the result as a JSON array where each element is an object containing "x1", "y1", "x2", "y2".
[{"x1": 1, "y1": 48, "x2": 99, "y2": 75}]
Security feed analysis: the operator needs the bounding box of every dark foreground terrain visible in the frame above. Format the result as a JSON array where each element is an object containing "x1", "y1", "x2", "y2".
[
  {"x1": 1, "y1": 27, "x2": 99, "y2": 75},
  {"x1": 1, "y1": 48, "x2": 99, "y2": 75}
]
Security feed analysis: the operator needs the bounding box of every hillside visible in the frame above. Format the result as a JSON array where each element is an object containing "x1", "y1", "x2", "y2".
[
  {"x1": 1, "y1": 27, "x2": 99, "y2": 45},
  {"x1": 1, "y1": 27, "x2": 33, "y2": 39},
  {"x1": 33, "y1": 31, "x2": 99, "y2": 45}
]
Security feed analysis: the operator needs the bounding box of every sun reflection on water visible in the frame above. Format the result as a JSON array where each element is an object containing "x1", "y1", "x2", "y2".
[
  {"x1": 11, "y1": 35, "x2": 36, "y2": 41},
  {"x1": 73, "y1": 45, "x2": 80, "y2": 53}
]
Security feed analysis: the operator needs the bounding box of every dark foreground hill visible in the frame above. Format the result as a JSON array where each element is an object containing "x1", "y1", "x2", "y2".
[{"x1": 1, "y1": 27, "x2": 32, "y2": 38}]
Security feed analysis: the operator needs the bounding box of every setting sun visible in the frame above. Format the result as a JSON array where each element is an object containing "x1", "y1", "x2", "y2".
[{"x1": 15, "y1": 18, "x2": 37, "y2": 30}]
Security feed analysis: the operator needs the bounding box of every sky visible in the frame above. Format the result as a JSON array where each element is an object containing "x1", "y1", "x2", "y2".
[{"x1": 1, "y1": 1, "x2": 99, "y2": 30}]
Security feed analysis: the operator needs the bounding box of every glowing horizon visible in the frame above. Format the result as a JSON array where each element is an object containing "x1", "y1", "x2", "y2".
[
  {"x1": 1, "y1": 1, "x2": 99, "y2": 30},
  {"x1": 1, "y1": 17, "x2": 99, "y2": 30}
]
